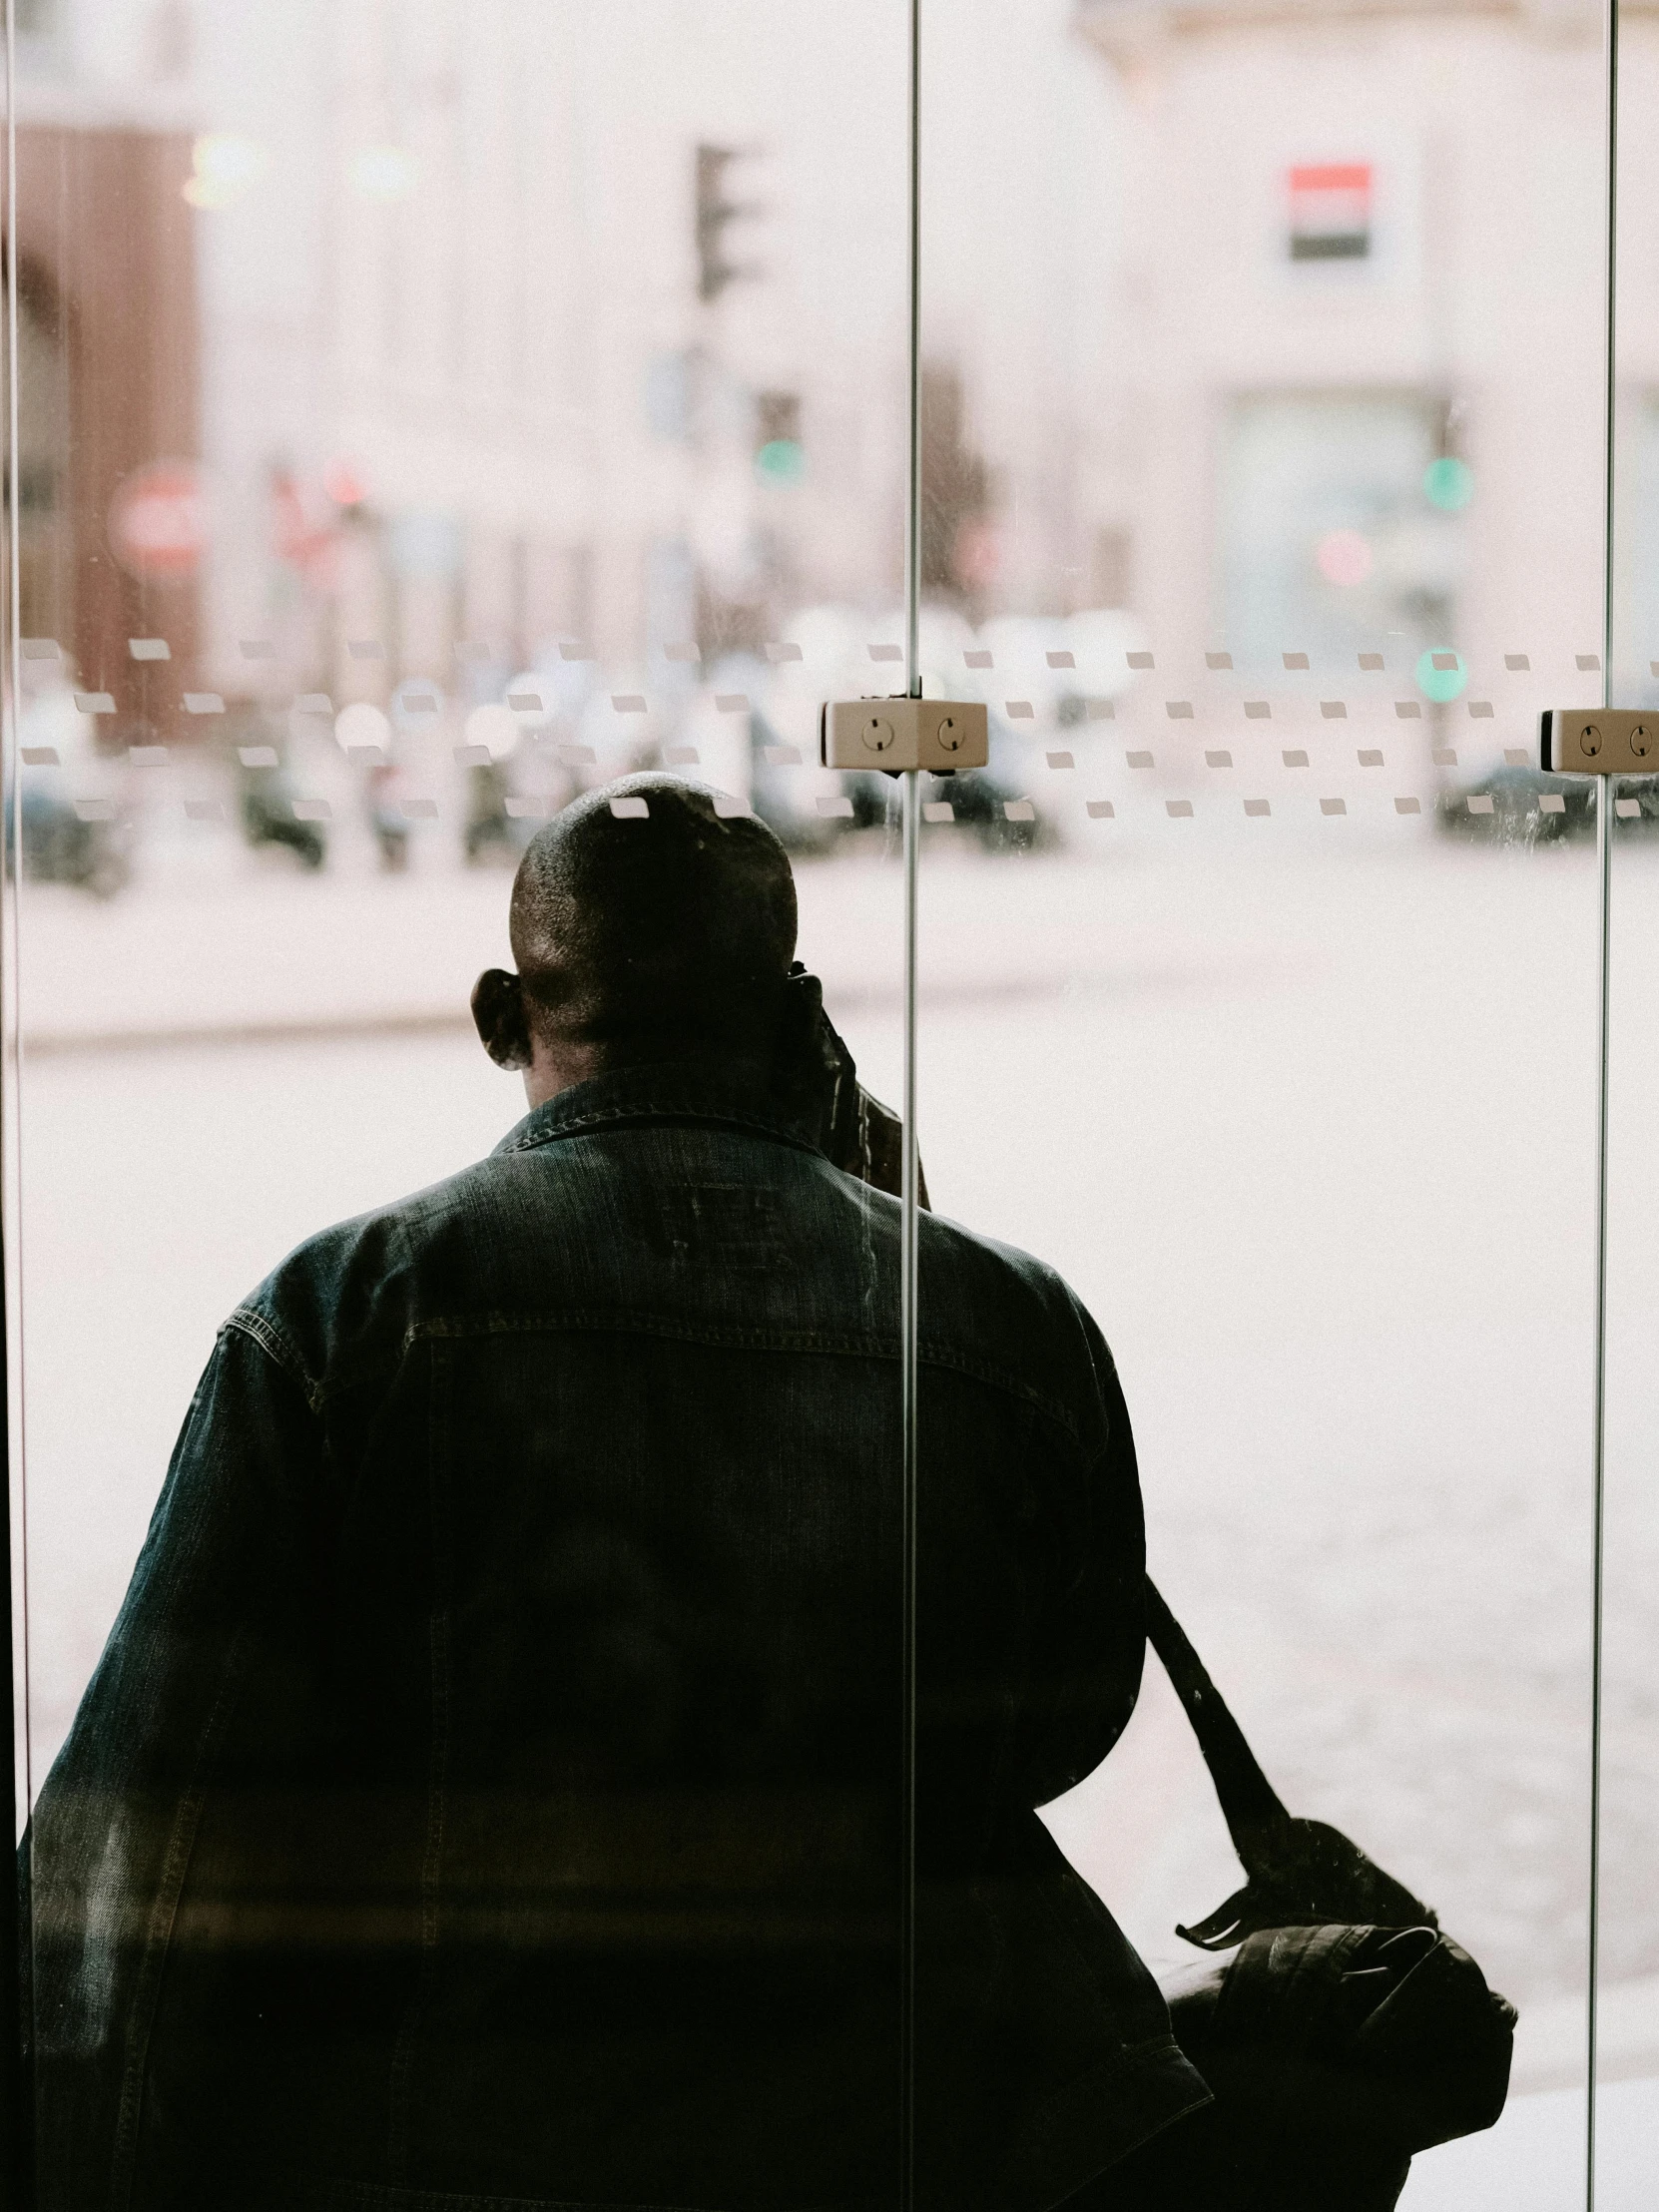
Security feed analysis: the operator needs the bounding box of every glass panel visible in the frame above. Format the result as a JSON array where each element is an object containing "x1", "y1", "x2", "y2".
[
  {"x1": 917, "y1": 3, "x2": 1607, "y2": 2204},
  {"x1": 7, "y1": 3, "x2": 913, "y2": 2200}
]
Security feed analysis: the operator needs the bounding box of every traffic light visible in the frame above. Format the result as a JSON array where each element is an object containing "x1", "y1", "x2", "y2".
[
  {"x1": 695, "y1": 144, "x2": 763, "y2": 303},
  {"x1": 754, "y1": 390, "x2": 804, "y2": 483}
]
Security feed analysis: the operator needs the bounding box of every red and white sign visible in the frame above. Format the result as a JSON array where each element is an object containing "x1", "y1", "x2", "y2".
[
  {"x1": 1288, "y1": 164, "x2": 1372, "y2": 262},
  {"x1": 108, "y1": 460, "x2": 210, "y2": 580}
]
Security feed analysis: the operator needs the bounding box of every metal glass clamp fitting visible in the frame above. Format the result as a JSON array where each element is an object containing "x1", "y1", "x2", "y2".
[
  {"x1": 1540, "y1": 710, "x2": 1658, "y2": 775},
  {"x1": 820, "y1": 697, "x2": 989, "y2": 773}
]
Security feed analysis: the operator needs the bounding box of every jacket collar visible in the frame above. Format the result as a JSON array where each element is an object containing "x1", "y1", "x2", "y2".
[{"x1": 492, "y1": 1057, "x2": 827, "y2": 1161}]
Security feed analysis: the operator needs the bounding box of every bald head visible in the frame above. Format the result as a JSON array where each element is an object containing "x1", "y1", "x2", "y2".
[{"x1": 473, "y1": 776, "x2": 800, "y2": 1100}]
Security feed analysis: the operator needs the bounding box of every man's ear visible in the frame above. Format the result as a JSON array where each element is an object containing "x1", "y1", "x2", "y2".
[{"x1": 471, "y1": 968, "x2": 533, "y2": 1071}]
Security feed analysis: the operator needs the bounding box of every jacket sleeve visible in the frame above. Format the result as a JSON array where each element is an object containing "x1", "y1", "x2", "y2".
[
  {"x1": 25, "y1": 1321, "x2": 326, "y2": 2212},
  {"x1": 1016, "y1": 1304, "x2": 1148, "y2": 1813}
]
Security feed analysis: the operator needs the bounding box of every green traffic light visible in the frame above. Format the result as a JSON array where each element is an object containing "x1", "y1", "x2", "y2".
[
  {"x1": 755, "y1": 438, "x2": 805, "y2": 484},
  {"x1": 1423, "y1": 457, "x2": 1473, "y2": 511},
  {"x1": 1416, "y1": 649, "x2": 1467, "y2": 703}
]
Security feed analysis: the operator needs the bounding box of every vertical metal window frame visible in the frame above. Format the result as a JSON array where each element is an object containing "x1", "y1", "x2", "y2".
[
  {"x1": 897, "y1": 4, "x2": 921, "y2": 2207},
  {"x1": 1589, "y1": 8, "x2": 1618, "y2": 2211},
  {"x1": 0, "y1": 0, "x2": 26, "y2": 2190}
]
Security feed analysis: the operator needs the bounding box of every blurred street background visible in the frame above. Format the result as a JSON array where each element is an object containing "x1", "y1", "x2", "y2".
[{"x1": 12, "y1": 0, "x2": 1659, "y2": 2200}]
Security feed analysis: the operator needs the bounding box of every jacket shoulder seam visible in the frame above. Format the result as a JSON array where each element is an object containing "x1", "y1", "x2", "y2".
[{"x1": 224, "y1": 1306, "x2": 324, "y2": 1409}]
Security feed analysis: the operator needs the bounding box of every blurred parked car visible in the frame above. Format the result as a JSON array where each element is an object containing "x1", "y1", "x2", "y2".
[
  {"x1": 239, "y1": 754, "x2": 326, "y2": 869},
  {"x1": 19, "y1": 784, "x2": 131, "y2": 897}
]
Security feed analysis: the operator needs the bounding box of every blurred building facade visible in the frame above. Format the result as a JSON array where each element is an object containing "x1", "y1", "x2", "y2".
[
  {"x1": 11, "y1": 0, "x2": 910, "y2": 745},
  {"x1": 1069, "y1": 0, "x2": 1648, "y2": 694},
  {"x1": 9, "y1": 0, "x2": 1659, "y2": 752}
]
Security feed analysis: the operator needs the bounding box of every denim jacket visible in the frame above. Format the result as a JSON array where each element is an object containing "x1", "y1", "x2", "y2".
[{"x1": 28, "y1": 1062, "x2": 1208, "y2": 2212}]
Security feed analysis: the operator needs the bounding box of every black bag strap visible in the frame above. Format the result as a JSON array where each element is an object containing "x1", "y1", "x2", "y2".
[
  {"x1": 1144, "y1": 1575, "x2": 1438, "y2": 1950},
  {"x1": 1143, "y1": 1575, "x2": 1291, "y2": 1849}
]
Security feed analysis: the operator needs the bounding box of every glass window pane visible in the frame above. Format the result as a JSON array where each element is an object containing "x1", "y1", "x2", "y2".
[
  {"x1": 8, "y1": 4, "x2": 912, "y2": 2201},
  {"x1": 918, "y1": 4, "x2": 1606, "y2": 2204}
]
